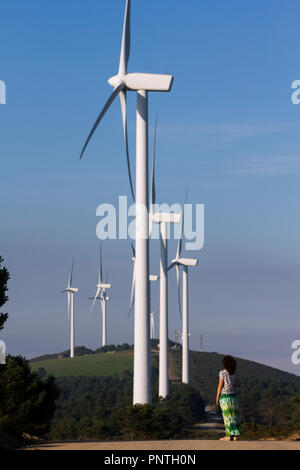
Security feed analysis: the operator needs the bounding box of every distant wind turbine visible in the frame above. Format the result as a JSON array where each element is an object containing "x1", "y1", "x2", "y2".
[
  {"x1": 90, "y1": 246, "x2": 112, "y2": 347},
  {"x1": 79, "y1": 0, "x2": 173, "y2": 404},
  {"x1": 150, "y1": 118, "x2": 181, "y2": 398},
  {"x1": 62, "y1": 257, "x2": 78, "y2": 358},
  {"x1": 150, "y1": 311, "x2": 158, "y2": 340},
  {"x1": 174, "y1": 330, "x2": 179, "y2": 344},
  {"x1": 168, "y1": 196, "x2": 198, "y2": 384}
]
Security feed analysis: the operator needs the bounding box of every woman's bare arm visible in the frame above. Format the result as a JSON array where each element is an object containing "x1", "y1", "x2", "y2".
[{"x1": 216, "y1": 378, "x2": 224, "y2": 405}]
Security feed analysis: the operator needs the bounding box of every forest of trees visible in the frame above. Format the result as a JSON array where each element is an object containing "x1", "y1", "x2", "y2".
[
  {"x1": 48, "y1": 373, "x2": 205, "y2": 441},
  {"x1": 0, "y1": 257, "x2": 60, "y2": 449},
  {"x1": 43, "y1": 369, "x2": 300, "y2": 441}
]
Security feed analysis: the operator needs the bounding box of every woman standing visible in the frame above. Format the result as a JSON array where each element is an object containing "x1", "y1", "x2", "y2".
[{"x1": 216, "y1": 355, "x2": 241, "y2": 441}]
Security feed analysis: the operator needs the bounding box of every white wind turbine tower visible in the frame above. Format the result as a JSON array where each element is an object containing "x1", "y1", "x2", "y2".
[
  {"x1": 62, "y1": 257, "x2": 78, "y2": 358},
  {"x1": 149, "y1": 120, "x2": 181, "y2": 398},
  {"x1": 128, "y1": 243, "x2": 158, "y2": 318},
  {"x1": 181, "y1": 331, "x2": 191, "y2": 345},
  {"x1": 79, "y1": 0, "x2": 173, "y2": 405},
  {"x1": 128, "y1": 244, "x2": 159, "y2": 347},
  {"x1": 90, "y1": 247, "x2": 112, "y2": 347},
  {"x1": 168, "y1": 199, "x2": 198, "y2": 384}
]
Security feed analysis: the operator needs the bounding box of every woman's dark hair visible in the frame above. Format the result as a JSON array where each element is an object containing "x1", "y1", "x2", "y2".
[{"x1": 223, "y1": 355, "x2": 237, "y2": 375}]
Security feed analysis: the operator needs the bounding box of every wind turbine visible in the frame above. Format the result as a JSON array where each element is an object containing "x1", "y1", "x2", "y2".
[
  {"x1": 174, "y1": 330, "x2": 179, "y2": 344},
  {"x1": 200, "y1": 334, "x2": 204, "y2": 352},
  {"x1": 62, "y1": 257, "x2": 78, "y2": 358},
  {"x1": 150, "y1": 311, "x2": 158, "y2": 340},
  {"x1": 168, "y1": 200, "x2": 198, "y2": 384},
  {"x1": 150, "y1": 119, "x2": 181, "y2": 398},
  {"x1": 91, "y1": 247, "x2": 112, "y2": 347},
  {"x1": 79, "y1": 0, "x2": 173, "y2": 405}
]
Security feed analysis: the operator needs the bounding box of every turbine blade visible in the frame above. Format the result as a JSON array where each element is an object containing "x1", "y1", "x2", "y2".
[
  {"x1": 119, "y1": 89, "x2": 135, "y2": 201},
  {"x1": 184, "y1": 187, "x2": 190, "y2": 206},
  {"x1": 130, "y1": 242, "x2": 135, "y2": 259},
  {"x1": 128, "y1": 257, "x2": 136, "y2": 318},
  {"x1": 176, "y1": 264, "x2": 182, "y2": 320},
  {"x1": 119, "y1": 0, "x2": 131, "y2": 76},
  {"x1": 151, "y1": 115, "x2": 158, "y2": 208},
  {"x1": 176, "y1": 189, "x2": 190, "y2": 259},
  {"x1": 167, "y1": 262, "x2": 176, "y2": 272},
  {"x1": 176, "y1": 220, "x2": 183, "y2": 260},
  {"x1": 69, "y1": 256, "x2": 74, "y2": 287},
  {"x1": 99, "y1": 244, "x2": 103, "y2": 285},
  {"x1": 91, "y1": 286, "x2": 101, "y2": 312},
  {"x1": 80, "y1": 82, "x2": 125, "y2": 159}
]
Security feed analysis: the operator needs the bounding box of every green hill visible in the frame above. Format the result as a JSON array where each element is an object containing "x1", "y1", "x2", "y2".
[
  {"x1": 31, "y1": 350, "x2": 134, "y2": 378},
  {"x1": 30, "y1": 347, "x2": 300, "y2": 440},
  {"x1": 171, "y1": 349, "x2": 300, "y2": 402},
  {"x1": 31, "y1": 347, "x2": 300, "y2": 406}
]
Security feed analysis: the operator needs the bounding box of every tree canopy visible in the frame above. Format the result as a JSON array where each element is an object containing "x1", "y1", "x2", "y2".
[{"x1": 0, "y1": 256, "x2": 9, "y2": 331}]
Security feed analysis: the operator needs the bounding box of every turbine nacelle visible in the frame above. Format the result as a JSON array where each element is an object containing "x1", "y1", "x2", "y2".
[
  {"x1": 152, "y1": 212, "x2": 181, "y2": 224},
  {"x1": 172, "y1": 258, "x2": 198, "y2": 267},
  {"x1": 64, "y1": 287, "x2": 79, "y2": 293},
  {"x1": 97, "y1": 283, "x2": 112, "y2": 290},
  {"x1": 108, "y1": 73, "x2": 173, "y2": 92}
]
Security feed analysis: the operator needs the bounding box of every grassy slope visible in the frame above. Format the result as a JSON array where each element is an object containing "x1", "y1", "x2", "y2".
[{"x1": 31, "y1": 350, "x2": 134, "y2": 378}]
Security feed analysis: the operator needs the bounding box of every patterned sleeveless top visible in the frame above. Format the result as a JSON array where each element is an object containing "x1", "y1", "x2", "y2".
[{"x1": 219, "y1": 369, "x2": 237, "y2": 394}]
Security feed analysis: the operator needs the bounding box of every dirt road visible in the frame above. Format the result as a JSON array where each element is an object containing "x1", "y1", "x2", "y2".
[{"x1": 28, "y1": 440, "x2": 300, "y2": 451}]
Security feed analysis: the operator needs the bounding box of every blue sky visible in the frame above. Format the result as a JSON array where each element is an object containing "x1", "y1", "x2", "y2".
[{"x1": 1, "y1": 0, "x2": 300, "y2": 375}]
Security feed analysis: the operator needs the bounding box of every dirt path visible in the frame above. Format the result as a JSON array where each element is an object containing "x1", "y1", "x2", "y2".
[
  {"x1": 28, "y1": 440, "x2": 300, "y2": 451},
  {"x1": 195, "y1": 411, "x2": 224, "y2": 432}
]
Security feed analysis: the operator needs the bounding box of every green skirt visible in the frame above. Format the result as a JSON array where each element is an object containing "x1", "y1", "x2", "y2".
[{"x1": 219, "y1": 393, "x2": 241, "y2": 436}]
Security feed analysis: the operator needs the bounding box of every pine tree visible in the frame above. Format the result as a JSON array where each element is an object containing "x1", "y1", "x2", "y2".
[{"x1": 0, "y1": 256, "x2": 9, "y2": 331}]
